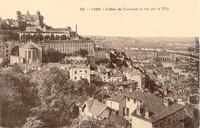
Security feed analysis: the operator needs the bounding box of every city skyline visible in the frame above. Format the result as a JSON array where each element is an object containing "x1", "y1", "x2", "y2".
[{"x1": 0, "y1": 0, "x2": 199, "y2": 37}]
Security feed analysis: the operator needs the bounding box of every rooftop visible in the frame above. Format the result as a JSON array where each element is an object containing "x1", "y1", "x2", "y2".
[
  {"x1": 108, "y1": 94, "x2": 124, "y2": 102},
  {"x1": 122, "y1": 67, "x2": 142, "y2": 75},
  {"x1": 75, "y1": 95, "x2": 89, "y2": 107},
  {"x1": 85, "y1": 98, "x2": 108, "y2": 117},
  {"x1": 71, "y1": 64, "x2": 90, "y2": 69},
  {"x1": 110, "y1": 80, "x2": 137, "y2": 86},
  {"x1": 125, "y1": 91, "x2": 185, "y2": 122}
]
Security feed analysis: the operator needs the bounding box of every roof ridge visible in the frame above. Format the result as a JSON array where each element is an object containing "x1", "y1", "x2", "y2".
[
  {"x1": 88, "y1": 98, "x2": 94, "y2": 111},
  {"x1": 97, "y1": 106, "x2": 108, "y2": 117}
]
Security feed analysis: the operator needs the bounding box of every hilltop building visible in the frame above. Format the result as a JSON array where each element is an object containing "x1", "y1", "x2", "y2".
[
  {"x1": 38, "y1": 39, "x2": 95, "y2": 57},
  {"x1": 16, "y1": 10, "x2": 44, "y2": 27}
]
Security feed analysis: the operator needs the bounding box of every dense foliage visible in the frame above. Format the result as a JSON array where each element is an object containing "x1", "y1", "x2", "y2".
[
  {"x1": 0, "y1": 66, "x2": 109, "y2": 127},
  {"x1": 42, "y1": 48, "x2": 65, "y2": 63}
]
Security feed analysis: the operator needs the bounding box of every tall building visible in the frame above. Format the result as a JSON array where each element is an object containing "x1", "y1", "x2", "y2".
[
  {"x1": 38, "y1": 39, "x2": 95, "y2": 57},
  {"x1": 0, "y1": 41, "x2": 18, "y2": 62},
  {"x1": 153, "y1": 51, "x2": 172, "y2": 62},
  {"x1": 16, "y1": 10, "x2": 44, "y2": 27}
]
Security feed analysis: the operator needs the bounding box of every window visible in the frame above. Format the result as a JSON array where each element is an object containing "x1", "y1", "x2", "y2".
[
  {"x1": 85, "y1": 70, "x2": 87, "y2": 74},
  {"x1": 74, "y1": 77, "x2": 77, "y2": 80},
  {"x1": 168, "y1": 117, "x2": 171, "y2": 125},
  {"x1": 126, "y1": 108, "x2": 129, "y2": 116},
  {"x1": 82, "y1": 104, "x2": 86, "y2": 112},
  {"x1": 80, "y1": 70, "x2": 82, "y2": 72},
  {"x1": 127, "y1": 97, "x2": 130, "y2": 101},
  {"x1": 154, "y1": 124, "x2": 158, "y2": 128},
  {"x1": 133, "y1": 99, "x2": 136, "y2": 103},
  {"x1": 116, "y1": 110, "x2": 119, "y2": 115},
  {"x1": 74, "y1": 70, "x2": 77, "y2": 74},
  {"x1": 176, "y1": 113, "x2": 179, "y2": 122}
]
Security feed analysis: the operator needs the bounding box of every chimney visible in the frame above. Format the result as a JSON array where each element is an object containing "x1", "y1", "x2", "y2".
[
  {"x1": 136, "y1": 105, "x2": 141, "y2": 115},
  {"x1": 163, "y1": 88, "x2": 167, "y2": 96},
  {"x1": 164, "y1": 97, "x2": 170, "y2": 107},
  {"x1": 144, "y1": 109, "x2": 149, "y2": 119},
  {"x1": 75, "y1": 25, "x2": 77, "y2": 37}
]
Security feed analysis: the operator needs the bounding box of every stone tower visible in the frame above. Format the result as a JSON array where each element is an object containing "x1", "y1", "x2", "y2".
[{"x1": 16, "y1": 11, "x2": 21, "y2": 20}]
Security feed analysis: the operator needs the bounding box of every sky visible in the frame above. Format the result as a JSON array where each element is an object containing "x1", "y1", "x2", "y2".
[{"x1": 0, "y1": 0, "x2": 199, "y2": 38}]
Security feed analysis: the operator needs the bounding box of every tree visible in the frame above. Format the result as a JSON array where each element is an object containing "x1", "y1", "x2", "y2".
[
  {"x1": 22, "y1": 116, "x2": 44, "y2": 128},
  {"x1": 42, "y1": 48, "x2": 65, "y2": 63},
  {"x1": 61, "y1": 35, "x2": 67, "y2": 40},
  {"x1": 91, "y1": 74, "x2": 103, "y2": 86},
  {"x1": 1, "y1": 59, "x2": 10, "y2": 67},
  {"x1": 0, "y1": 72, "x2": 37, "y2": 127},
  {"x1": 30, "y1": 67, "x2": 79, "y2": 127},
  {"x1": 12, "y1": 65, "x2": 23, "y2": 73},
  {"x1": 79, "y1": 116, "x2": 129, "y2": 128},
  {"x1": 79, "y1": 49, "x2": 88, "y2": 58},
  {"x1": 18, "y1": 21, "x2": 28, "y2": 31}
]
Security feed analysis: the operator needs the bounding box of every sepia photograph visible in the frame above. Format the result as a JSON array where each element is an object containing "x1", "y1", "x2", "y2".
[{"x1": 0, "y1": 0, "x2": 199, "y2": 128}]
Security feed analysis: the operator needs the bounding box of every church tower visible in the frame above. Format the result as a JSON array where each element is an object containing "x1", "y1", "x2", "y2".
[{"x1": 16, "y1": 11, "x2": 21, "y2": 20}]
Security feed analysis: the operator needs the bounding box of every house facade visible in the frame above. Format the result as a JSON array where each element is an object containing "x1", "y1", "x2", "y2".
[
  {"x1": 18, "y1": 41, "x2": 42, "y2": 63},
  {"x1": 106, "y1": 91, "x2": 185, "y2": 128},
  {"x1": 123, "y1": 68, "x2": 145, "y2": 90},
  {"x1": 69, "y1": 64, "x2": 90, "y2": 83},
  {"x1": 76, "y1": 96, "x2": 112, "y2": 120}
]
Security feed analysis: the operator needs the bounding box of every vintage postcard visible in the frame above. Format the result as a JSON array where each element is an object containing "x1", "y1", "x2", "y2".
[{"x1": 0, "y1": 0, "x2": 199, "y2": 128}]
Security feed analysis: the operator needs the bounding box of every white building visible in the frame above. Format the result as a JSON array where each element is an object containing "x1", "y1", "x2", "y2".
[
  {"x1": 10, "y1": 41, "x2": 42, "y2": 65},
  {"x1": 69, "y1": 64, "x2": 90, "y2": 83},
  {"x1": 122, "y1": 67, "x2": 145, "y2": 90}
]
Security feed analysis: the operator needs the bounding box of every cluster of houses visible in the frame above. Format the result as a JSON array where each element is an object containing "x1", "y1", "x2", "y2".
[
  {"x1": 73, "y1": 90, "x2": 185, "y2": 128},
  {"x1": 0, "y1": 40, "x2": 194, "y2": 128},
  {"x1": 136, "y1": 60, "x2": 199, "y2": 109}
]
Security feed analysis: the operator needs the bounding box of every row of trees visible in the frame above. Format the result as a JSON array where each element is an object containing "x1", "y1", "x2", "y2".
[
  {"x1": 42, "y1": 48, "x2": 89, "y2": 63},
  {"x1": 0, "y1": 31, "x2": 19, "y2": 41}
]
